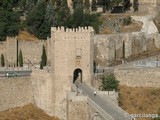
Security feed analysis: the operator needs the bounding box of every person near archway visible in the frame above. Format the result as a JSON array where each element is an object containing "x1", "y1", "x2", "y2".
[{"x1": 94, "y1": 91, "x2": 97, "y2": 96}]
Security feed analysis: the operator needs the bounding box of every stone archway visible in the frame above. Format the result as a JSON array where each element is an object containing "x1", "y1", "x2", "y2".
[
  {"x1": 73, "y1": 68, "x2": 82, "y2": 83},
  {"x1": 90, "y1": 113, "x2": 103, "y2": 120}
]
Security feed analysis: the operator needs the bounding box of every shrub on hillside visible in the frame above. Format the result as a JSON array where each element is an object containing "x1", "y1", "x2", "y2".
[{"x1": 123, "y1": 16, "x2": 132, "y2": 26}]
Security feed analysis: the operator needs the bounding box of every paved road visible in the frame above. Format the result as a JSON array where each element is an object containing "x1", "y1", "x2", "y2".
[
  {"x1": 0, "y1": 70, "x2": 32, "y2": 77},
  {"x1": 75, "y1": 82, "x2": 130, "y2": 120}
]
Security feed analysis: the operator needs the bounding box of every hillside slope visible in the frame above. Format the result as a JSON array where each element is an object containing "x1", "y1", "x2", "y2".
[{"x1": 0, "y1": 104, "x2": 59, "y2": 120}]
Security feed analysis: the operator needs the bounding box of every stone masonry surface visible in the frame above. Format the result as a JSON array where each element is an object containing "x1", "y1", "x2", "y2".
[
  {"x1": 67, "y1": 92, "x2": 89, "y2": 120},
  {"x1": 114, "y1": 68, "x2": 160, "y2": 87},
  {"x1": 31, "y1": 69, "x2": 55, "y2": 116},
  {"x1": 0, "y1": 77, "x2": 33, "y2": 111}
]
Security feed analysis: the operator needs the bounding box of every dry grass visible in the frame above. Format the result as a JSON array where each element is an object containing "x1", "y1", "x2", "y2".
[
  {"x1": 17, "y1": 31, "x2": 38, "y2": 41},
  {"x1": 0, "y1": 104, "x2": 59, "y2": 120},
  {"x1": 119, "y1": 86, "x2": 160, "y2": 120},
  {"x1": 120, "y1": 21, "x2": 142, "y2": 33},
  {"x1": 99, "y1": 14, "x2": 142, "y2": 34}
]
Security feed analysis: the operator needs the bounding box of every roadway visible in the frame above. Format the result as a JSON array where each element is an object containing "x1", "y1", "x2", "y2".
[
  {"x1": 75, "y1": 82, "x2": 130, "y2": 120},
  {"x1": 0, "y1": 70, "x2": 32, "y2": 77}
]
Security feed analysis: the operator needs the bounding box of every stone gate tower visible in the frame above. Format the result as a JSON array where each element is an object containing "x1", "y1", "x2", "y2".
[{"x1": 50, "y1": 26, "x2": 94, "y2": 119}]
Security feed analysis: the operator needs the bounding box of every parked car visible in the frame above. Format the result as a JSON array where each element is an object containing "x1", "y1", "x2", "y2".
[{"x1": 5, "y1": 72, "x2": 17, "y2": 77}]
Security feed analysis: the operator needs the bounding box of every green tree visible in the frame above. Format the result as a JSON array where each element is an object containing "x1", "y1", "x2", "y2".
[
  {"x1": 122, "y1": 41, "x2": 125, "y2": 59},
  {"x1": 91, "y1": 0, "x2": 97, "y2": 11},
  {"x1": 111, "y1": 0, "x2": 123, "y2": 6},
  {"x1": 84, "y1": 0, "x2": 90, "y2": 13},
  {"x1": 123, "y1": 16, "x2": 132, "y2": 25},
  {"x1": 106, "y1": 0, "x2": 111, "y2": 11},
  {"x1": 70, "y1": 6, "x2": 84, "y2": 28},
  {"x1": 99, "y1": 0, "x2": 131, "y2": 12},
  {"x1": 1, "y1": 54, "x2": 5, "y2": 67},
  {"x1": 101, "y1": 74, "x2": 120, "y2": 92},
  {"x1": 26, "y1": 0, "x2": 47, "y2": 39},
  {"x1": 23, "y1": 0, "x2": 38, "y2": 13},
  {"x1": 72, "y1": 0, "x2": 83, "y2": 9},
  {"x1": 122, "y1": 0, "x2": 131, "y2": 12},
  {"x1": 41, "y1": 45, "x2": 47, "y2": 68},
  {"x1": 114, "y1": 49, "x2": 117, "y2": 60},
  {"x1": 0, "y1": 8, "x2": 20, "y2": 41},
  {"x1": 56, "y1": 0, "x2": 71, "y2": 27},
  {"x1": 93, "y1": 61, "x2": 96, "y2": 73},
  {"x1": 133, "y1": 0, "x2": 139, "y2": 12},
  {"x1": 89, "y1": 13, "x2": 101, "y2": 33},
  {"x1": 19, "y1": 49, "x2": 23, "y2": 67},
  {"x1": 55, "y1": 0, "x2": 62, "y2": 9}
]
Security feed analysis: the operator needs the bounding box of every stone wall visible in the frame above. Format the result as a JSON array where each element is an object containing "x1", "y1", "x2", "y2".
[
  {"x1": 18, "y1": 40, "x2": 47, "y2": 65},
  {"x1": 0, "y1": 77, "x2": 33, "y2": 111},
  {"x1": 46, "y1": 38, "x2": 51, "y2": 65},
  {"x1": 0, "y1": 69, "x2": 55, "y2": 117},
  {"x1": 114, "y1": 68, "x2": 160, "y2": 87},
  {"x1": 4, "y1": 37, "x2": 49, "y2": 66},
  {"x1": 67, "y1": 92, "x2": 88, "y2": 120},
  {"x1": 94, "y1": 15, "x2": 160, "y2": 66},
  {"x1": 31, "y1": 69, "x2": 54, "y2": 116},
  {"x1": 130, "y1": 0, "x2": 158, "y2": 14},
  {"x1": 94, "y1": 32, "x2": 160, "y2": 66},
  {"x1": 6, "y1": 37, "x2": 17, "y2": 67},
  {"x1": 0, "y1": 41, "x2": 7, "y2": 66}
]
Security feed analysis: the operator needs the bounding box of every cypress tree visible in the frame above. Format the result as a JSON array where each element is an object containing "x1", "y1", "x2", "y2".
[
  {"x1": 122, "y1": 41, "x2": 125, "y2": 59},
  {"x1": 19, "y1": 49, "x2": 23, "y2": 67},
  {"x1": 114, "y1": 49, "x2": 117, "y2": 60},
  {"x1": 91, "y1": 0, "x2": 97, "y2": 11},
  {"x1": 41, "y1": 45, "x2": 47, "y2": 68},
  {"x1": 1, "y1": 54, "x2": 5, "y2": 67}
]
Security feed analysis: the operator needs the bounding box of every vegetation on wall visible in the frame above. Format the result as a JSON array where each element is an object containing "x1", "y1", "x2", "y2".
[{"x1": 1, "y1": 54, "x2": 5, "y2": 67}]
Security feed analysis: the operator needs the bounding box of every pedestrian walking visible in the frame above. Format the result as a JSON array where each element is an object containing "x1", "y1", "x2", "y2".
[{"x1": 94, "y1": 91, "x2": 97, "y2": 96}]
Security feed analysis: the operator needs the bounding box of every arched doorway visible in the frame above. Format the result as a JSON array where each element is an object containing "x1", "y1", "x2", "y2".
[
  {"x1": 90, "y1": 113, "x2": 103, "y2": 120},
  {"x1": 73, "y1": 68, "x2": 82, "y2": 83}
]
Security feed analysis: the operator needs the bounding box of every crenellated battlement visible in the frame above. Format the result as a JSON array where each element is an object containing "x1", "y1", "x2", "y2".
[
  {"x1": 51, "y1": 26, "x2": 94, "y2": 33},
  {"x1": 6, "y1": 36, "x2": 17, "y2": 41}
]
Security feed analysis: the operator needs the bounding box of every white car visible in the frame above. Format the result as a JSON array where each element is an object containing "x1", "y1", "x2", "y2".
[{"x1": 5, "y1": 72, "x2": 17, "y2": 77}]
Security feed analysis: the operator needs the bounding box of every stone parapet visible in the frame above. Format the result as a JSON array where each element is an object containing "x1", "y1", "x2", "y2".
[
  {"x1": 51, "y1": 26, "x2": 94, "y2": 33},
  {"x1": 114, "y1": 67, "x2": 160, "y2": 87}
]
